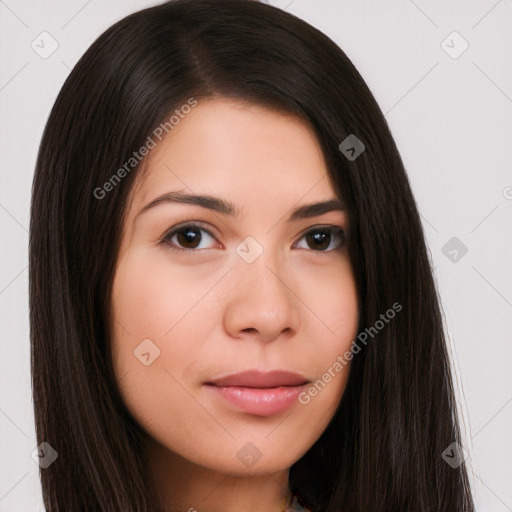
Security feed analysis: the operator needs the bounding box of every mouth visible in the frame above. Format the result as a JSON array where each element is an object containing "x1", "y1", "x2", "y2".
[{"x1": 203, "y1": 370, "x2": 310, "y2": 417}]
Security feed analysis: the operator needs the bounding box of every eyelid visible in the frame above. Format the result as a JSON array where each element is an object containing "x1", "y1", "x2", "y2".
[
  {"x1": 162, "y1": 220, "x2": 216, "y2": 237},
  {"x1": 295, "y1": 223, "x2": 345, "y2": 239}
]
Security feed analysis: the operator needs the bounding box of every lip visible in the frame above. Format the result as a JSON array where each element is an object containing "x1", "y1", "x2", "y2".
[{"x1": 204, "y1": 370, "x2": 310, "y2": 417}]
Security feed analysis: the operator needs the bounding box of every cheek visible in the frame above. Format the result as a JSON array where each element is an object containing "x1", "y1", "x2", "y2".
[
  {"x1": 110, "y1": 246, "x2": 227, "y2": 356},
  {"x1": 298, "y1": 259, "x2": 359, "y2": 398},
  {"x1": 109, "y1": 250, "x2": 217, "y2": 438},
  {"x1": 301, "y1": 256, "x2": 359, "y2": 344},
  {"x1": 111, "y1": 249, "x2": 202, "y2": 337},
  {"x1": 109, "y1": 250, "x2": 211, "y2": 393}
]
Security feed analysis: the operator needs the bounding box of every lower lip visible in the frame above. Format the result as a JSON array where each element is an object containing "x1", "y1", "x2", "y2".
[{"x1": 205, "y1": 384, "x2": 307, "y2": 417}]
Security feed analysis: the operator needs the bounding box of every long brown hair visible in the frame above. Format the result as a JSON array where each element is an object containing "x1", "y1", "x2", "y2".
[{"x1": 29, "y1": 0, "x2": 475, "y2": 510}]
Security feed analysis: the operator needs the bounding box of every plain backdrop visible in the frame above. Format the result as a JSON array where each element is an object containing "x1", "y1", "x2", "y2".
[{"x1": 1, "y1": 1, "x2": 511, "y2": 510}]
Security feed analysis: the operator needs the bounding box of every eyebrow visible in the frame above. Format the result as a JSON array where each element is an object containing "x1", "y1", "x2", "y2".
[{"x1": 136, "y1": 191, "x2": 345, "y2": 222}]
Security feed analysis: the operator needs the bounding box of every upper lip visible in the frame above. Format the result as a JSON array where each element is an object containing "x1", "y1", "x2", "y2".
[{"x1": 205, "y1": 370, "x2": 310, "y2": 388}]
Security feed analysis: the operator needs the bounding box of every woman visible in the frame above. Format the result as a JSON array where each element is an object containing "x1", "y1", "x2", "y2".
[{"x1": 29, "y1": 0, "x2": 475, "y2": 510}]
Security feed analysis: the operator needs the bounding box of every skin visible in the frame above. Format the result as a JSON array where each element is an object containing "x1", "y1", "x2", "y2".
[{"x1": 110, "y1": 97, "x2": 359, "y2": 512}]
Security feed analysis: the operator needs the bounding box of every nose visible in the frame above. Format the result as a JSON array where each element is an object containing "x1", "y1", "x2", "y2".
[{"x1": 223, "y1": 255, "x2": 301, "y2": 343}]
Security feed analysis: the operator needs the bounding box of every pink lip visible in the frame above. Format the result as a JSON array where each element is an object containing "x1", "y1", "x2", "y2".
[{"x1": 204, "y1": 370, "x2": 309, "y2": 417}]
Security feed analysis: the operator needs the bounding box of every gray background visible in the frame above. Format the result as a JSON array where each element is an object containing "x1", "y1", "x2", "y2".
[{"x1": 1, "y1": 0, "x2": 511, "y2": 510}]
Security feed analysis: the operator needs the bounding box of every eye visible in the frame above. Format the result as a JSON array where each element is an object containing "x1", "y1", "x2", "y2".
[
  {"x1": 160, "y1": 222, "x2": 218, "y2": 252},
  {"x1": 160, "y1": 223, "x2": 346, "y2": 254},
  {"x1": 294, "y1": 226, "x2": 346, "y2": 252}
]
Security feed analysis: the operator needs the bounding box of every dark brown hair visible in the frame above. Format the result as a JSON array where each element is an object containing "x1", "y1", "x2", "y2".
[{"x1": 30, "y1": 0, "x2": 475, "y2": 510}]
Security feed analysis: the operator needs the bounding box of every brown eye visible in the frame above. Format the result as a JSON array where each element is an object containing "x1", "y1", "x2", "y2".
[
  {"x1": 176, "y1": 226, "x2": 202, "y2": 248},
  {"x1": 162, "y1": 223, "x2": 217, "y2": 251},
  {"x1": 296, "y1": 227, "x2": 346, "y2": 252}
]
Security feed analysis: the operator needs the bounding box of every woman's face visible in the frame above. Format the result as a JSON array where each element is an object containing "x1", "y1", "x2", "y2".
[{"x1": 110, "y1": 97, "x2": 359, "y2": 478}]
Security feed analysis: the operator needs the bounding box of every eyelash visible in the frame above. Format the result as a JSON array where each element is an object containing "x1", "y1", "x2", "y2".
[{"x1": 159, "y1": 222, "x2": 346, "y2": 255}]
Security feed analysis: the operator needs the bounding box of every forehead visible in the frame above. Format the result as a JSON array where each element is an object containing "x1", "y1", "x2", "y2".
[{"x1": 129, "y1": 97, "x2": 333, "y2": 212}]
